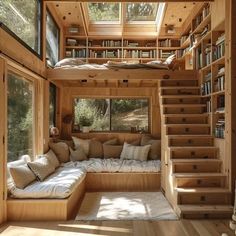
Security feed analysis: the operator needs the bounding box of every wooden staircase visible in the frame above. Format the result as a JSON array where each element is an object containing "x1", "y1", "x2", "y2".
[{"x1": 159, "y1": 77, "x2": 233, "y2": 219}]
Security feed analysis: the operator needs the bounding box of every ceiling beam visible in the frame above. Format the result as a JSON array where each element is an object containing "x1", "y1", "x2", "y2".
[{"x1": 44, "y1": 1, "x2": 213, "y2": 2}]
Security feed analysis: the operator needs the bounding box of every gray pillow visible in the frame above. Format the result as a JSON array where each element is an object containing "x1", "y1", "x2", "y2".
[{"x1": 69, "y1": 147, "x2": 87, "y2": 162}]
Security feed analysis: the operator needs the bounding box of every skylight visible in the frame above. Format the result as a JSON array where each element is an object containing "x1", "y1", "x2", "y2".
[
  {"x1": 88, "y1": 3, "x2": 120, "y2": 22},
  {"x1": 126, "y1": 3, "x2": 159, "y2": 22}
]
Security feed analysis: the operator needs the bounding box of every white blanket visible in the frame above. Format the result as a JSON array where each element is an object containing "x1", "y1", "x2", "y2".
[
  {"x1": 10, "y1": 167, "x2": 86, "y2": 199},
  {"x1": 63, "y1": 158, "x2": 161, "y2": 173}
]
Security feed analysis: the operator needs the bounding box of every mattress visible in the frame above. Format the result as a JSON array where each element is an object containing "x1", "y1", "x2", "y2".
[
  {"x1": 9, "y1": 166, "x2": 86, "y2": 199},
  {"x1": 62, "y1": 158, "x2": 161, "y2": 173}
]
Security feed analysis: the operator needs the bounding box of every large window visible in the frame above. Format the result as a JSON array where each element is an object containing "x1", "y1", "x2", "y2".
[
  {"x1": 46, "y1": 10, "x2": 60, "y2": 66},
  {"x1": 0, "y1": 0, "x2": 42, "y2": 56},
  {"x1": 74, "y1": 98, "x2": 149, "y2": 132},
  {"x1": 88, "y1": 3, "x2": 120, "y2": 22},
  {"x1": 7, "y1": 73, "x2": 34, "y2": 162},
  {"x1": 49, "y1": 83, "x2": 57, "y2": 128}
]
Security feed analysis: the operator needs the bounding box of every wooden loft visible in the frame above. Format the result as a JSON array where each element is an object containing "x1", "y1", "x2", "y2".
[{"x1": 1, "y1": 0, "x2": 236, "y2": 231}]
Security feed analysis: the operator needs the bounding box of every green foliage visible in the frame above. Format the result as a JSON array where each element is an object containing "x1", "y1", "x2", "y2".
[
  {"x1": 0, "y1": 0, "x2": 40, "y2": 52},
  {"x1": 78, "y1": 115, "x2": 93, "y2": 127},
  {"x1": 7, "y1": 74, "x2": 33, "y2": 162},
  {"x1": 88, "y1": 3, "x2": 120, "y2": 21}
]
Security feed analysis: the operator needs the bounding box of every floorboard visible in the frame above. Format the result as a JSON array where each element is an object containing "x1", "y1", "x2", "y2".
[{"x1": 0, "y1": 220, "x2": 233, "y2": 236}]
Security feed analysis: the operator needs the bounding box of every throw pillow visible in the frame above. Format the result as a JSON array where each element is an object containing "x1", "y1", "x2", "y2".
[
  {"x1": 69, "y1": 147, "x2": 87, "y2": 162},
  {"x1": 141, "y1": 135, "x2": 161, "y2": 160},
  {"x1": 72, "y1": 137, "x2": 91, "y2": 156},
  {"x1": 9, "y1": 165, "x2": 36, "y2": 189},
  {"x1": 120, "y1": 142, "x2": 151, "y2": 161},
  {"x1": 49, "y1": 142, "x2": 70, "y2": 163},
  {"x1": 103, "y1": 138, "x2": 118, "y2": 145},
  {"x1": 89, "y1": 139, "x2": 103, "y2": 158},
  {"x1": 103, "y1": 144, "x2": 123, "y2": 159},
  {"x1": 28, "y1": 157, "x2": 55, "y2": 181},
  {"x1": 45, "y1": 149, "x2": 60, "y2": 168}
]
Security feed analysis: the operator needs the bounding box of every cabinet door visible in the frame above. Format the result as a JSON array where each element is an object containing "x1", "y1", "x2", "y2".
[{"x1": 0, "y1": 58, "x2": 6, "y2": 224}]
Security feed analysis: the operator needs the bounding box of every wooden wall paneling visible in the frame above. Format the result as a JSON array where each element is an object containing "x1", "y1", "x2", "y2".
[
  {"x1": 0, "y1": 29, "x2": 46, "y2": 78},
  {"x1": 211, "y1": 0, "x2": 226, "y2": 30},
  {"x1": 43, "y1": 80, "x2": 50, "y2": 153},
  {"x1": 0, "y1": 58, "x2": 7, "y2": 224}
]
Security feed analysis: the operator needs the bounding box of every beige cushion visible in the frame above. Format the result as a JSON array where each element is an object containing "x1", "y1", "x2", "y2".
[
  {"x1": 89, "y1": 139, "x2": 103, "y2": 158},
  {"x1": 69, "y1": 147, "x2": 87, "y2": 162},
  {"x1": 103, "y1": 138, "x2": 118, "y2": 145},
  {"x1": 49, "y1": 142, "x2": 70, "y2": 163},
  {"x1": 103, "y1": 144, "x2": 123, "y2": 159},
  {"x1": 28, "y1": 157, "x2": 55, "y2": 181},
  {"x1": 127, "y1": 139, "x2": 140, "y2": 146},
  {"x1": 120, "y1": 142, "x2": 151, "y2": 161},
  {"x1": 72, "y1": 137, "x2": 91, "y2": 156},
  {"x1": 9, "y1": 165, "x2": 36, "y2": 189},
  {"x1": 45, "y1": 150, "x2": 60, "y2": 168},
  {"x1": 141, "y1": 135, "x2": 161, "y2": 160}
]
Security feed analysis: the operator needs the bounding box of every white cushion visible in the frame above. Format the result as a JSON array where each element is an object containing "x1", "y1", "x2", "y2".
[
  {"x1": 120, "y1": 142, "x2": 151, "y2": 161},
  {"x1": 9, "y1": 167, "x2": 87, "y2": 199}
]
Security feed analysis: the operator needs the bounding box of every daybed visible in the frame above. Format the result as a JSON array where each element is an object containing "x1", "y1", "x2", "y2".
[{"x1": 7, "y1": 136, "x2": 161, "y2": 221}]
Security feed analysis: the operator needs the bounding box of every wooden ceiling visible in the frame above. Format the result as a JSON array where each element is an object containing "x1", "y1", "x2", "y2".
[{"x1": 48, "y1": 2, "x2": 201, "y2": 37}]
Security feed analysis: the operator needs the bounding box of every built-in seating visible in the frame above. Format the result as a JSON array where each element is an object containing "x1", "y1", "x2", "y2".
[{"x1": 6, "y1": 135, "x2": 161, "y2": 221}]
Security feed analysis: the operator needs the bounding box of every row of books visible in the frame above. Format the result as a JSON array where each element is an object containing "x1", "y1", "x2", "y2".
[
  {"x1": 212, "y1": 34, "x2": 225, "y2": 61},
  {"x1": 206, "y1": 100, "x2": 211, "y2": 113},
  {"x1": 159, "y1": 50, "x2": 175, "y2": 59},
  {"x1": 88, "y1": 40, "x2": 122, "y2": 47},
  {"x1": 190, "y1": 23, "x2": 210, "y2": 47},
  {"x1": 196, "y1": 48, "x2": 203, "y2": 69},
  {"x1": 66, "y1": 38, "x2": 86, "y2": 47},
  {"x1": 180, "y1": 35, "x2": 190, "y2": 46},
  {"x1": 123, "y1": 40, "x2": 156, "y2": 47},
  {"x1": 192, "y1": 4, "x2": 210, "y2": 31},
  {"x1": 216, "y1": 95, "x2": 225, "y2": 112},
  {"x1": 123, "y1": 50, "x2": 156, "y2": 58},
  {"x1": 158, "y1": 39, "x2": 180, "y2": 47},
  {"x1": 89, "y1": 49, "x2": 122, "y2": 58},
  {"x1": 204, "y1": 44, "x2": 212, "y2": 66},
  {"x1": 201, "y1": 81, "x2": 211, "y2": 95},
  {"x1": 215, "y1": 118, "x2": 225, "y2": 138},
  {"x1": 214, "y1": 75, "x2": 225, "y2": 92},
  {"x1": 65, "y1": 49, "x2": 86, "y2": 58}
]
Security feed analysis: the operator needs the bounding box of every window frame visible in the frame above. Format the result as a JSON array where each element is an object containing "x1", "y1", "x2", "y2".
[
  {"x1": 49, "y1": 82, "x2": 57, "y2": 128},
  {"x1": 46, "y1": 7, "x2": 60, "y2": 66},
  {"x1": 7, "y1": 69, "x2": 36, "y2": 162},
  {"x1": 0, "y1": 0, "x2": 43, "y2": 59},
  {"x1": 73, "y1": 97, "x2": 150, "y2": 133}
]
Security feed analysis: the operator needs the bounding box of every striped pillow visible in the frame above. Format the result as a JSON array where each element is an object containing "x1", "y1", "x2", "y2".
[
  {"x1": 120, "y1": 142, "x2": 151, "y2": 161},
  {"x1": 27, "y1": 157, "x2": 55, "y2": 181}
]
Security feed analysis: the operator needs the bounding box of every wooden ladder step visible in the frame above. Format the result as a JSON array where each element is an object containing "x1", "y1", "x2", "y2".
[
  {"x1": 164, "y1": 114, "x2": 209, "y2": 117},
  {"x1": 171, "y1": 159, "x2": 221, "y2": 173},
  {"x1": 166, "y1": 125, "x2": 211, "y2": 135},
  {"x1": 162, "y1": 104, "x2": 205, "y2": 108},
  {"x1": 169, "y1": 135, "x2": 213, "y2": 146},
  {"x1": 160, "y1": 79, "x2": 198, "y2": 88},
  {"x1": 161, "y1": 95, "x2": 201, "y2": 98},
  {"x1": 160, "y1": 86, "x2": 200, "y2": 90},
  {"x1": 161, "y1": 97, "x2": 202, "y2": 105},
  {"x1": 177, "y1": 205, "x2": 233, "y2": 219},
  {"x1": 173, "y1": 173, "x2": 226, "y2": 188},
  {"x1": 176, "y1": 188, "x2": 231, "y2": 205},
  {"x1": 166, "y1": 124, "x2": 210, "y2": 127}
]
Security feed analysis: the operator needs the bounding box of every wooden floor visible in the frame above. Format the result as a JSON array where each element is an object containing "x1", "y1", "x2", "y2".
[{"x1": 0, "y1": 220, "x2": 234, "y2": 236}]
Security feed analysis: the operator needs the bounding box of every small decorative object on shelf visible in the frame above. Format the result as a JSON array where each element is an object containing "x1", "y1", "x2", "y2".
[
  {"x1": 49, "y1": 127, "x2": 60, "y2": 141},
  {"x1": 68, "y1": 25, "x2": 80, "y2": 34}
]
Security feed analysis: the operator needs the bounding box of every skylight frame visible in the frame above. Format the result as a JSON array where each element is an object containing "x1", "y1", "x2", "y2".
[
  {"x1": 86, "y1": 2, "x2": 122, "y2": 25},
  {"x1": 125, "y1": 2, "x2": 166, "y2": 25}
]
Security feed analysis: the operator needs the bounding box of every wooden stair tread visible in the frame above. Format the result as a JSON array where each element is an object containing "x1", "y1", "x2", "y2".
[
  {"x1": 170, "y1": 146, "x2": 216, "y2": 149},
  {"x1": 175, "y1": 187, "x2": 230, "y2": 193},
  {"x1": 173, "y1": 173, "x2": 226, "y2": 178},
  {"x1": 162, "y1": 104, "x2": 205, "y2": 107},
  {"x1": 164, "y1": 113, "x2": 208, "y2": 117},
  {"x1": 178, "y1": 205, "x2": 233, "y2": 213},
  {"x1": 161, "y1": 95, "x2": 201, "y2": 98},
  {"x1": 160, "y1": 86, "x2": 200, "y2": 89},
  {"x1": 165, "y1": 124, "x2": 210, "y2": 127},
  {"x1": 168, "y1": 135, "x2": 213, "y2": 138},
  {"x1": 171, "y1": 159, "x2": 221, "y2": 163}
]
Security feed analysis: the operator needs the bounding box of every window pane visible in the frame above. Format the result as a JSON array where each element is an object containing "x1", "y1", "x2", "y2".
[
  {"x1": 0, "y1": 0, "x2": 41, "y2": 55},
  {"x1": 126, "y1": 3, "x2": 158, "y2": 21},
  {"x1": 74, "y1": 98, "x2": 110, "y2": 131},
  {"x1": 7, "y1": 73, "x2": 34, "y2": 162},
  {"x1": 49, "y1": 83, "x2": 56, "y2": 128},
  {"x1": 46, "y1": 10, "x2": 59, "y2": 66},
  {"x1": 111, "y1": 99, "x2": 149, "y2": 132},
  {"x1": 88, "y1": 3, "x2": 120, "y2": 21}
]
